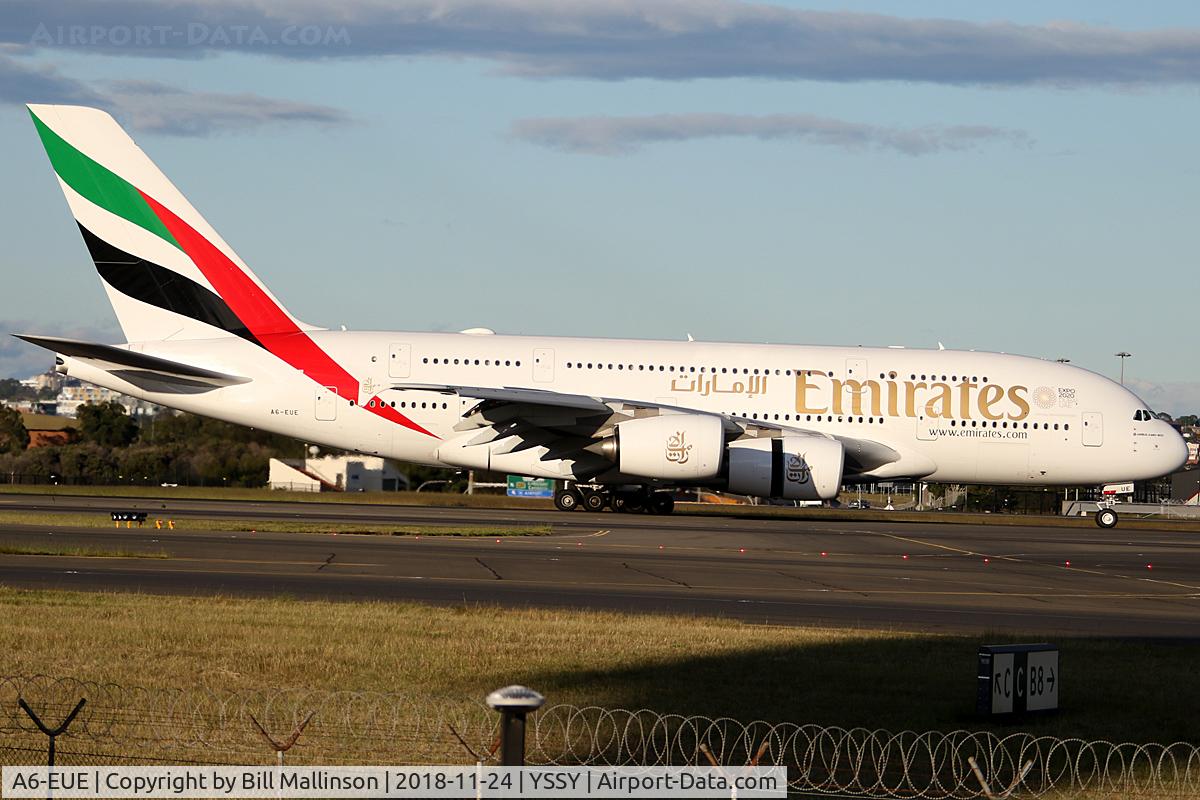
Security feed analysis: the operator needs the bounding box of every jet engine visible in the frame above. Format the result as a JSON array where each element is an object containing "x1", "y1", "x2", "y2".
[
  {"x1": 726, "y1": 436, "x2": 844, "y2": 500},
  {"x1": 608, "y1": 414, "x2": 725, "y2": 480}
]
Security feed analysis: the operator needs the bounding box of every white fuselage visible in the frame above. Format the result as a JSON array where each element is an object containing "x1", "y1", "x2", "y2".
[{"x1": 61, "y1": 330, "x2": 1187, "y2": 488}]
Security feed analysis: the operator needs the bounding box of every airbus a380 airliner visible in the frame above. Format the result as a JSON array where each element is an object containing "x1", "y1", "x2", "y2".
[{"x1": 19, "y1": 105, "x2": 1187, "y2": 528}]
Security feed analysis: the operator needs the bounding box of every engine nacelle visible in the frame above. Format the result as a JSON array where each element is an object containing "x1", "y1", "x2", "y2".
[
  {"x1": 726, "y1": 436, "x2": 844, "y2": 501},
  {"x1": 613, "y1": 414, "x2": 724, "y2": 481}
]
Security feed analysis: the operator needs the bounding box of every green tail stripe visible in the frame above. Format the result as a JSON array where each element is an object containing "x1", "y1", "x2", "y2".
[{"x1": 29, "y1": 108, "x2": 181, "y2": 251}]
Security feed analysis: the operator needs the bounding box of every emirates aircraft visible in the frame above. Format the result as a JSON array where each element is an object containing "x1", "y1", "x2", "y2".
[{"x1": 20, "y1": 105, "x2": 1187, "y2": 528}]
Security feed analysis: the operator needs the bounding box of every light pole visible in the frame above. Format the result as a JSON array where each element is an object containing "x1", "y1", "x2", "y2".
[{"x1": 1115, "y1": 352, "x2": 1132, "y2": 385}]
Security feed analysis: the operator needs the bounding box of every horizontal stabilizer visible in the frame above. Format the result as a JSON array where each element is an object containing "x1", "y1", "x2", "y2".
[{"x1": 15, "y1": 334, "x2": 250, "y2": 390}]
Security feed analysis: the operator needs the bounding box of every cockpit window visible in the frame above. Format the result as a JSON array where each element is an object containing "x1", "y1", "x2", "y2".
[
  {"x1": 1134, "y1": 410, "x2": 1143, "y2": 421},
  {"x1": 1134, "y1": 409, "x2": 1154, "y2": 421}
]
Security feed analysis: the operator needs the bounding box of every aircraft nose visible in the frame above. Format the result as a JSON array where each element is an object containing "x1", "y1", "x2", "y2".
[{"x1": 1158, "y1": 424, "x2": 1190, "y2": 475}]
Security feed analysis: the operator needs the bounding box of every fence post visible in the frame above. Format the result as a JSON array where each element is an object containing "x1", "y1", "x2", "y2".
[
  {"x1": 968, "y1": 755, "x2": 1034, "y2": 800},
  {"x1": 18, "y1": 697, "x2": 86, "y2": 767},
  {"x1": 485, "y1": 686, "x2": 544, "y2": 767},
  {"x1": 448, "y1": 724, "x2": 500, "y2": 800},
  {"x1": 249, "y1": 710, "x2": 315, "y2": 798}
]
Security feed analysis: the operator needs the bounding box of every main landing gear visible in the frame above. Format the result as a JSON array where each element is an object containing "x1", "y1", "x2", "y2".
[{"x1": 553, "y1": 486, "x2": 675, "y2": 515}]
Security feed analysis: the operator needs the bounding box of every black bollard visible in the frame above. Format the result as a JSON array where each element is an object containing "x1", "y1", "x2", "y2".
[{"x1": 485, "y1": 685, "x2": 545, "y2": 766}]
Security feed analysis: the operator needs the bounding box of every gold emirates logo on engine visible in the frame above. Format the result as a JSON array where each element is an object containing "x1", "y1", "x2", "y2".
[
  {"x1": 794, "y1": 372, "x2": 1033, "y2": 421},
  {"x1": 665, "y1": 431, "x2": 692, "y2": 464}
]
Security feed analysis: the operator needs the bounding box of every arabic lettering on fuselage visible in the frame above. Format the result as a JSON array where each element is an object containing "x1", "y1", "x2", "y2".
[{"x1": 669, "y1": 374, "x2": 768, "y2": 398}]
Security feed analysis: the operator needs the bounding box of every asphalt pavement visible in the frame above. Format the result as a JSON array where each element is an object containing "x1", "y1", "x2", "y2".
[{"x1": 0, "y1": 494, "x2": 1197, "y2": 636}]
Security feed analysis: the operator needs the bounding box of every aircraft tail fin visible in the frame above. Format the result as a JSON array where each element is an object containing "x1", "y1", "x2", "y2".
[{"x1": 27, "y1": 104, "x2": 312, "y2": 345}]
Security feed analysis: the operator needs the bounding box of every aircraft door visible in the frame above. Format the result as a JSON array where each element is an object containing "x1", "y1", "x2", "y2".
[
  {"x1": 844, "y1": 358, "x2": 868, "y2": 379},
  {"x1": 388, "y1": 343, "x2": 411, "y2": 378},
  {"x1": 1081, "y1": 412, "x2": 1103, "y2": 447},
  {"x1": 315, "y1": 386, "x2": 338, "y2": 421},
  {"x1": 533, "y1": 348, "x2": 555, "y2": 383}
]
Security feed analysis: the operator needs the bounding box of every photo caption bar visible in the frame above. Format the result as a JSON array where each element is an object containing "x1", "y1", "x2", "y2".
[{"x1": 3, "y1": 766, "x2": 786, "y2": 799}]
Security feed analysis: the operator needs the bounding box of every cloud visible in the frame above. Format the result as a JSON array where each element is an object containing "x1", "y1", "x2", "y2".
[
  {"x1": 1126, "y1": 380, "x2": 1200, "y2": 419},
  {"x1": 6, "y1": 1, "x2": 1200, "y2": 86},
  {"x1": 2, "y1": 51, "x2": 349, "y2": 136},
  {"x1": 512, "y1": 112, "x2": 1032, "y2": 156},
  {"x1": 102, "y1": 81, "x2": 349, "y2": 136},
  {"x1": 0, "y1": 52, "x2": 104, "y2": 106}
]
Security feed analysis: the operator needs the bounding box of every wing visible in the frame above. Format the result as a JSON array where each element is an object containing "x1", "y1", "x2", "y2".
[{"x1": 394, "y1": 383, "x2": 933, "y2": 482}]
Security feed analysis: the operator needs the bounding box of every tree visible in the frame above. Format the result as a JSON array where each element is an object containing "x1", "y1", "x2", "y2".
[
  {"x1": 0, "y1": 405, "x2": 29, "y2": 453},
  {"x1": 77, "y1": 401, "x2": 139, "y2": 447},
  {"x1": 1177, "y1": 414, "x2": 1198, "y2": 427},
  {"x1": 58, "y1": 443, "x2": 117, "y2": 484},
  {"x1": 0, "y1": 379, "x2": 33, "y2": 401}
]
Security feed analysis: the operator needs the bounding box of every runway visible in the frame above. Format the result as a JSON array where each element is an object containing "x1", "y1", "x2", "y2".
[{"x1": 0, "y1": 494, "x2": 1198, "y2": 636}]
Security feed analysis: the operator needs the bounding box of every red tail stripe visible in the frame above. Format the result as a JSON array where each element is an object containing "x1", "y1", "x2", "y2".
[{"x1": 139, "y1": 190, "x2": 435, "y2": 439}]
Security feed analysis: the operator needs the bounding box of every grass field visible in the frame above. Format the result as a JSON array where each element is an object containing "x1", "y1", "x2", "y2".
[
  {"x1": 0, "y1": 510, "x2": 551, "y2": 537},
  {"x1": 0, "y1": 483, "x2": 557, "y2": 509},
  {"x1": 0, "y1": 543, "x2": 167, "y2": 558},
  {"x1": 0, "y1": 587, "x2": 1195, "y2": 745},
  {"x1": 3, "y1": 483, "x2": 1198, "y2": 531}
]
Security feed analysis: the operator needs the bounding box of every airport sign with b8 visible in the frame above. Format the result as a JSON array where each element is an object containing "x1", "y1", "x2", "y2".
[{"x1": 977, "y1": 644, "x2": 1058, "y2": 716}]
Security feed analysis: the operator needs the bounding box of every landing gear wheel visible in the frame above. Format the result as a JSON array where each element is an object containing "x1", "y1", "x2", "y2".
[
  {"x1": 648, "y1": 492, "x2": 675, "y2": 515},
  {"x1": 554, "y1": 489, "x2": 582, "y2": 512},
  {"x1": 612, "y1": 492, "x2": 644, "y2": 513},
  {"x1": 583, "y1": 491, "x2": 608, "y2": 512},
  {"x1": 1095, "y1": 508, "x2": 1119, "y2": 529}
]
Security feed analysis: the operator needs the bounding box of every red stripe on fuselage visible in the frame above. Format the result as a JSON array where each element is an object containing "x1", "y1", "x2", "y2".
[{"x1": 139, "y1": 191, "x2": 436, "y2": 439}]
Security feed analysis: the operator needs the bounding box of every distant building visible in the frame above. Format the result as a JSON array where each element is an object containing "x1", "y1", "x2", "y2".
[
  {"x1": 1182, "y1": 426, "x2": 1199, "y2": 468},
  {"x1": 19, "y1": 370, "x2": 65, "y2": 395},
  {"x1": 1173, "y1": 427, "x2": 1200, "y2": 505},
  {"x1": 53, "y1": 378, "x2": 160, "y2": 418},
  {"x1": 20, "y1": 413, "x2": 80, "y2": 448},
  {"x1": 1172, "y1": 469, "x2": 1200, "y2": 506},
  {"x1": 268, "y1": 455, "x2": 410, "y2": 493}
]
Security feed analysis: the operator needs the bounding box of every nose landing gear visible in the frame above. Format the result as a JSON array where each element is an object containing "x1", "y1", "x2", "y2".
[{"x1": 1095, "y1": 507, "x2": 1119, "y2": 529}]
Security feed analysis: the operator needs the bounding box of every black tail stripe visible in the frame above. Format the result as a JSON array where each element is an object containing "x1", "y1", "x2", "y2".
[{"x1": 77, "y1": 223, "x2": 264, "y2": 348}]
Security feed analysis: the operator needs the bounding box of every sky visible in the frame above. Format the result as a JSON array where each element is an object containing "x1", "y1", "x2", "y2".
[{"x1": 1, "y1": 0, "x2": 1198, "y2": 414}]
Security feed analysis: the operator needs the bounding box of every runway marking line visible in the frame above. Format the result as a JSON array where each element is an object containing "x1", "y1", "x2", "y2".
[
  {"x1": 14, "y1": 528, "x2": 1200, "y2": 597},
  {"x1": 867, "y1": 530, "x2": 1200, "y2": 593},
  {"x1": 16, "y1": 561, "x2": 1200, "y2": 601}
]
